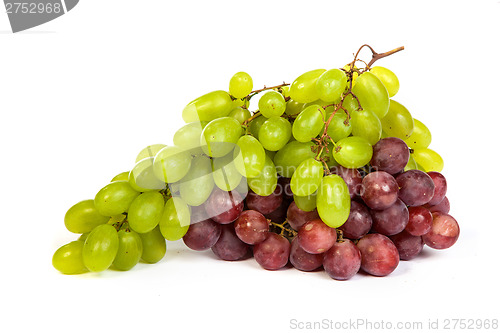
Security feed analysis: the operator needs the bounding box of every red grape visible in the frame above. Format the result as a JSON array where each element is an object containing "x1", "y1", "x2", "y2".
[
  {"x1": 390, "y1": 230, "x2": 424, "y2": 260},
  {"x1": 183, "y1": 218, "x2": 221, "y2": 251},
  {"x1": 422, "y1": 212, "x2": 460, "y2": 250},
  {"x1": 396, "y1": 170, "x2": 435, "y2": 206},
  {"x1": 234, "y1": 210, "x2": 269, "y2": 245},
  {"x1": 286, "y1": 201, "x2": 320, "y2": 231},
  {"x1": 360, "y1": 171, "x2": 399, "y2": 210},
  {"x1": 357, "y1": 233, "x2": 399, "y2": 277},
  {"x1": 323, "y1": 239, "x2": 361, "y2": 280},
  {"x1": 289, "y1": 237, "x2": 323, "y2": 272},
  {"x1": 246, "y1": 188, "x2": 283, "y2": 215},
  {"x1": 205, "y1": 188, "x2": 244, "y2": 224},
  {"x1": 427, "y1": 171, "x2": 447, "y2": 206},
  {"x1": 298, "y1": 219, "x2": 337, "y2": 254},
  {"x1": 370, "y1": 198, "x2": 409, "y2": 236},
  {"x1": 370, "y1": 137, "x2": 410, "y2": 175},
  {"x1": 339, "y1": 200, "x2": 372, "y2": 239},
  {"x1": 211, "y1": 224, "x2": 250, "y2": 261},
  {"x1": 253, "y1": 233, "x2": 291, "y2": 270},
  {"x1": 405, "y1": 206, "x2": 432, "y2": 236}
]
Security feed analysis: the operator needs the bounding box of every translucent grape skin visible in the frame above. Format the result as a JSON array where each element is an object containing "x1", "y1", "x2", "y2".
[
  {"x1": 298, "y1": 219, "x2": 337, "y2": 254},
  {"x1": 64, "y1": 199, "x2": 109, "y2": 234},
  {"x1": 370, "y1": 198, "x2": 409, "y2": 236},
  {"x1": 316, "y1": 68, "x2": 347, "y2": 102},
  {"x1": 204, "y1": 188, "x2": 244, "y2": 224},
  {"x1": 179, "y1": 154, "x2": 215, "y2": 206},
  {"x1": 233, "y1": 135, "x2": 266, "y2": 178},
  {"x1": 351, "y1": 71, "x2": 390, "y2": 119},
  {"x1": 229, "y1": 72, "x2": 253, "y2": 99},
  {"x1": 258, "y1": 90, "x2": 286, "y2": 118},
  {"x1": 113, "y1": 230, "x2": 143, "y2": 271},
  {"x1": 370, "y1": 137, "x2": 410, "y2": 175},
  {"x1": 405, "y1": 206, "x2": 433, "y2": 236},
  {"x1": 258, "y1": 116, "x2": 292, "y2": 151},
  {"x1": 357, "y1": 233, "x2": 399, "y2": 277},
  {"x1": 292, "y1": 105, "x2": 326, "y2": 143},
  {"x1": 253, "y1": 232, "x2": 291, "y2": 270},
  {"x1": 211, "y1": 224, "x2": 250, "y2": 261},
  {"x1": 350, "y1": 108, "x2": 382, "y2": 145},
  {"x1": 128, "y1": 191, "x2": 164, "y2": 234},
  {"x1": 330, "y1": 166, "x2": 362, "y2": 199},
  {"x1": 339, "y1": 200, "x2": 372, "y2": 239},
  {"x1": 390, "y1": 230, "x2": 424, "y2": 260},
  {"x1": 323, "y1": 239, "x2": 361, "y2": 280},
  {"x1": 289, "y1": 237, "x2": 323, "y2": 272},
  {"x1": 248, "y1": 154, "x2": 278, "y2": 197},
  {"x1": 334, "y1": 136, "x2": 373, "y2": 169},
  {"x1": 422, "y1": 212, "x2": 460, "y2": 250},
  {"x1": 370, "y1": 66, "x2": 400, "y2": 97},
  {"x1": 427, "y1": 172, "x2": 447, "y2": 206},
  {"x1": 182, "y1": 90, "x2": 233, "y2": 123},
  {"x1": 316, "y1": 174, "x2": 351, "y2": 228},
  {"x1": 289, "y1": 69, "x2": 326, "y2": 103},
  {"x1": 200, "y1": 117, "x2": 242, "y2": 158},
  {"x1": 82, "y1": 224, "x2": 119, "y2": 272},
  {"x1": 286, "y1": 201, "x2": 320, "y2": 230},
  {"x1": 404, "y1": 118, "x2": 431, "y2": 149},
  {"x1": 412, "y1": 148, "x2": 444, "y2": 172},
  {"x1": 396, "y1": 170, "x2": 435, "y2": 206},
  {"x1": 234, "y1": 210, "x2": 270, "y2": 245},
  {"x1": 94, "y1": 180, "x2": 140, "y2": 217},
  {"x1": 52, "y1": 240, "x2": 87, "y2": 274},
  {"x1": 290, "y1": 158, "x2": 324, "y2": 197},
  {"x1": 159, "y1": 197, "x2": 191, "y2": 241},
  {"x1": 381, "y1": 100, "x2": 414, "y2": 139},
  {"x1": 245, "y1": 188, "x2": 282, "y2": 215},
  {"x1": 138, "y1": 226, "x2": 166, "y2": 263},
  {"x1": 183, "y1": 218, "x2": 222, "y2": 251},
  {"x1": 360, "y1": 171, "x2": 399, "y2": 210},
  {"x1": 273, "y1": 141, "x2": 316, "y2": 178}
]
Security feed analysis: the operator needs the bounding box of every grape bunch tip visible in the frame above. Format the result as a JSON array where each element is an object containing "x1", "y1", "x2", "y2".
[{"x1": 53, "y1": 44, "x2": 459, "y2": 280}]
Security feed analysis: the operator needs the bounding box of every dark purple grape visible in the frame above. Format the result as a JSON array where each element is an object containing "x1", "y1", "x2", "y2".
[
  {"x1": 286, "y1": 201, "x2": 320, "y2": 231},
  {"x1": 331, "y1": 166, "x2": 363, "y2": 199},
  {"x1": 253, "y1": 232, "x2": 291, "y2": 270},
  {"x1": 357, "y1": 233, "x2": 399, "y2": 277},
  {"x1": 289, "y1": 237, "x2": 323, "y2": 272},
  {"x1": 427, "y1": 171, "x2": 447, "y2": 206},
  {"x1": 422, "y1": 212, "x2": 460, "y2": 250},
  {"x1": 298, "y1": 219, "x2": 337, "y2": 254},
  {"x1": 370, "y1": 198, "x2": 409, "y2": 236},
  {"x1": 246, "y1": 188, "x2": 283, "y2": 215},
  {"x1": 264, "y1": 198, "x2": 289, "y2": 223},
  {"x1": 360, "y1": 171, "x2": 399, "y2": 210},
  {"x1": 278, "y1": 177, "x2": 294, "y2": 201},
  {"x1": 390, "y1": 231, "x2": 424, "y2": 260},
  {"x1": 425, "y1": 196, "x2": 450, "y2": 214},
  {"x1": 205, "y1": 188, "x2": 244, "y2": 224},
  {"x1": 370, "y1": 137, "x2": 410, "y2": 175},
  {"x1": 211, "y1": 224, "x2": 250, "y2": 261},
  {"x1": 339, "y1": 200, "x2": 372, "y2": 239},
  {"x1": 183, "y1": 218, "x2": 221, "y2": 251},
  {"x1": 323, "y1": 239, "x2": 361, "y2": 280},
  {"x1": 234, "y1": 210, "x2": 269, "y2": 245},
  {"x1": 396, "y1": 170, "x2": 435, "y2": 206},
  {"x1": 405, "y1": 206, "x2": 432, "y2": 236}
]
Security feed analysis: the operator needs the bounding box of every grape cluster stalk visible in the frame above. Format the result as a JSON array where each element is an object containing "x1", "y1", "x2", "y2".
[{"x1": 53, "y1": 45, "x2": 459, "y2": 280}]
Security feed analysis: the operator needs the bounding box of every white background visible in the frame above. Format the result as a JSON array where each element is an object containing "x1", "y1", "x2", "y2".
[{"x1": 1, "y1": 1, "x2": 499, "y2": 332}]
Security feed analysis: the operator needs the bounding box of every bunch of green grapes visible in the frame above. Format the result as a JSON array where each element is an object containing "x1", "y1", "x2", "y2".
[{"x1": 53, "y1": 46, "x2": 446, "y2": 276}]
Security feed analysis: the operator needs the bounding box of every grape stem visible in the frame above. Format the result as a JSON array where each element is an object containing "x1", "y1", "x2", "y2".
[
  {"x1": 246, "y1": 82, "x2": 290, "y2": 101},
  {"x1": 269, "y1": 220, "x2": 297, "y2": 240}
]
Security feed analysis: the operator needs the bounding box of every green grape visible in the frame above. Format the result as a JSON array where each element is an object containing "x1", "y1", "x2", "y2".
[
  {"x1": 258, "y1": 91, "x2": 286, "y2": 118},
  {"x1": 404, "y1": 118, "x2": 432, "y2": 149},
  {"x1": 111, "y1": 171, "x2": 130, "y2": 182},
  {"x1": 317, "y1": 175, "x2": 351, "y2": 228},
  {"x1": 341, "y1": 93, "x2": 361, "y2": 114},
  {"x1": 292, "y1": 105, "x2": 326, "y2": 142},
  {"x1": 293, "y1": 192, "x2": 317, "y2": 212},
  {"x1": 52, "y1": 240, "x2": 87, "y2": 274},
  {"x1": 258, "y1": 116, "x2": 292, "y2": 151},
  {"x1": 325, "y1": 111, "x2": 352, "y2": 142},
  {"x1": 229, "y1": 72, "x2": 253, "y2": 99},
  {"x1": 333, "y1": 136, "x2": 373, "y2": 168},
  {"x1": 351, "y1": 71, "x2": 390, "y2": 119},
  {"x1": 128, "y1": 191, "x2": 165, "y2": 233},
  {"x1": 153, "y1": 145, "x2": 193, "y2": 183},
  {"x1": 274, "y1": 141, "x2": 315, "y2": 178},
  {"x1": 370, "y1": 66, "x2": 400, "y2": 97},
  {"x1": 290, "y1": 158, "x2": 324, "y2": 197},
  {"x1": 233, "y1": 135, "x2": 266, "y2": 178},
  {"x1": 173, "y1": 122, "x2": 207, "y2": 154},
  {"x1": 64, "y1": 199, "x2": 109, "y2": 234},
  {"x1": 159, "y1": 197, "x2": 190, "y2": 241},
  {"x1": 94, "y1": 181, "x2": 140, "y2": 216},
  {"x1": 248, "y1": 154, "x2": 278, "y2": 196},
  {"x1": 320, "y1": 142, "x2": 340, "y2": 169},
  {"x1": 201, "y1": 117, "x2": 242, "y2": 157},
  {"x1": 129, "y1": 157, "x2": 166, "y2": 192},
  {"x1": 316, "y1": 69, "x2": 348, "y2": 102},
  {"x1": 232, "y1": 97, "x2": 250, "y2": 109},
  {"x1": 285, "y1": 99, "x2": 306, "y2": 116},
  {"x1": 248, "y1": 115, "x2": 267, "y2": 139},
  {"x1": 404, "y1": 155, "x2": 419, "y2": 171},
  {"x1": 138, "y1": 226, "x2": 166, "y2": 263},
  {"x1": 212, "y1": 153, "x2": 243, "y2": 191},
  {"x1": 182, "y1": 90, "x2": 234, "y2": 123},
  {"x1": 82, "y1": 224, "x2": 119, "y2": 272},
  {"x1": 381, "y1": 100, "x2": 414, "y2": 139},
  {"x1": 350, "y1": 108, "x2": 382, "y2": 145},
  {"x1": 289, "y1": 69, "x2": 326, "y2": 103},
  {"x1": 135, "y1": 144, "x2": 167, "y2": 163},
  {"x1": 228, "y1": 107, "x2": 252, "y2": 125},
  {"x1": 179, "y1": 155, "x2": 214, "y2": 206},
  {"x1": 412, "y1": 148, "x2": 444, "y2": 172},
  {"x1": 112, "y1": 230, "x2": 143, "y2": 271}
]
